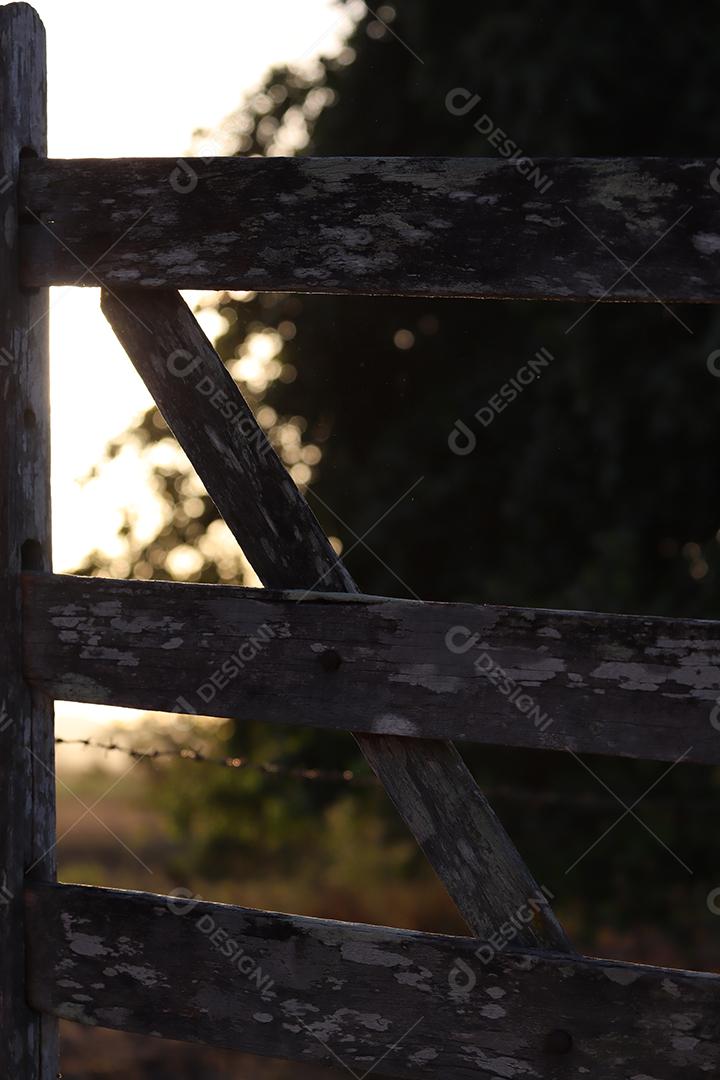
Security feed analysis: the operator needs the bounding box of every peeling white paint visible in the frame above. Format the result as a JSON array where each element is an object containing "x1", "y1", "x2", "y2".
[
  {"x1": 161, "y1": 637, "x2": 184, "y2": 650},
  {"x1": 603, "y1": 966, "x2": 642, "y2": 986},
  {"x1": 341, "y1": 942, "x2": 408, "y2": 968},
  {"x1": 591, "y1": 661, "x2": 666, "y2": 692},
  {"x1": 694, "y1": 232, "x2": 720, "y2": 255},
  {"x1": 114, "y1": 962, "x2": 165, "y2": 988},
  {"x1": 389, "y1": 669, "x2": 463, "y2": 693},
  {"x1": 371, "y1": 713, "x2": 419, "y2": 736},
  {"x1": 481, "y1": 1003, "x2": 507, "y2": 1019},
  {"x1": 68, "y1": 933, "x2": 111, "y2": 958},
  {"x1": 409, "y1": 1047, "x2": 438, "y2": 1065},
  {"x1": 672, "y1": 1035, "x2": 699, "y2": 1052}
]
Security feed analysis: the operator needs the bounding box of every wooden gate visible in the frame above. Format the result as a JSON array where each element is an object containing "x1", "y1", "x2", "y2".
[{"x1": 2, "y1": 4, "x2": 720, "y2": 1076}]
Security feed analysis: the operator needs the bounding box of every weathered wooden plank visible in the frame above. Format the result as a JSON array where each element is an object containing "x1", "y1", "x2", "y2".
[
  {"x1": 24, "y1": 572, "x2": 720, "y2": 766},
  {"x1": 99, "y1": 288, "x2": 570, "y2": 951},
  {"x1": 26, "y1": 881, "x2": 720, "y2": 1079},
  {"x1": 0, "y1": 5, "x2": 57, "y2": 1077},
  {"x1": 19, "y1": 156, "x2": 720, "y2": 301}
]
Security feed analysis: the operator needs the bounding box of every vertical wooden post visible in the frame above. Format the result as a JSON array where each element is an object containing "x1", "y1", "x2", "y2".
[{"x1": 0, "y1": 4, "x2": 57, "y2": 1076}]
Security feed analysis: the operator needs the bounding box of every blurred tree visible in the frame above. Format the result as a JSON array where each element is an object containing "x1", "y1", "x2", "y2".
[{"x1": 83, "y1": 0, "x2": 720, "y2": 956}]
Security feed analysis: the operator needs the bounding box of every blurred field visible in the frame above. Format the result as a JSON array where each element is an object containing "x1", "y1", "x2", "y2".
[
  {"x1": 55, "y1": 761, "x2": 464, "y2": 1078},
  {"x1": 55, "y1": 762, "x2": 468, "y2": 929},
  {"x1": 59, "y1": 1023, "x2": 348, "y2": 1080},
  {"x1": 53, "y1": 753, "x2": 716, "y2": 1078}
]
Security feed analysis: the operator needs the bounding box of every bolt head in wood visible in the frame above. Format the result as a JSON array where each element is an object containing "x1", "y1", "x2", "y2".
[
  {"x1": 543, "y1": 1029, "x2": 573, "y2": 1055},
  {"x1": 318, "y1": 648, "x2": 343, "y2": 672}
]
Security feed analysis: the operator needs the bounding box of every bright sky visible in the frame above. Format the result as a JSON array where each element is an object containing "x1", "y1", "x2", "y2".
[
  {"x1": 32, "y1": 0, "x2": 356, "y2": 747},
  {"x1": 34, "y1": 0, "x2": 355, "y2": 571}
]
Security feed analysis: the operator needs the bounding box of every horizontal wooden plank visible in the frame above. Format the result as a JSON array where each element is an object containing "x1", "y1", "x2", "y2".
[
  {"x1": 26, "y1": 881, "x2": 720, "y2": 1078},
  {"x1": 22, "y1": 572, "x2": 720, "y2": 765},
  {"x1": 19, "y1": 156, "x2": 720, "y2": 300}
]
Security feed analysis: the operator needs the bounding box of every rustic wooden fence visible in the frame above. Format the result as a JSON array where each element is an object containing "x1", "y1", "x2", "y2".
[{"x1": 2, "y1": 3, "x2": 720, "y2": 1077}]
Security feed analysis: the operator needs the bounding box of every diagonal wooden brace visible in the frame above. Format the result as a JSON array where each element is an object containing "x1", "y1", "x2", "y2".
[{"x1": 101, "y1": 287, "x2": 571, "y2": 951}]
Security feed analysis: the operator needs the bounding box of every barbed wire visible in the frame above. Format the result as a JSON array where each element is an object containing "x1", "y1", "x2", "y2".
[
  {"x1": 54, "y1": 737, "x2": 713, "y2": 810},
  {"x1": 54, "y1": 737, "x2": 378, "y2": 787}
]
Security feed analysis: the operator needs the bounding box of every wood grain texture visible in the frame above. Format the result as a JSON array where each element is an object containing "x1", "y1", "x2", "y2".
[
  {"x1": 99, "y1": 288, "x2": 570, "y2": 951},
  {"x1": 23, "y1": 572, "x2": 720, "y2": 766},
  {"x1": 0, "y1": 5, "x2": 57, "y2": 1076},
  {"x1": 26, "y1": 881, "x2": 720, "y2": 1079},
  {"x1": 19, "y1": 155, "x2": 720, "y2": 300}
]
